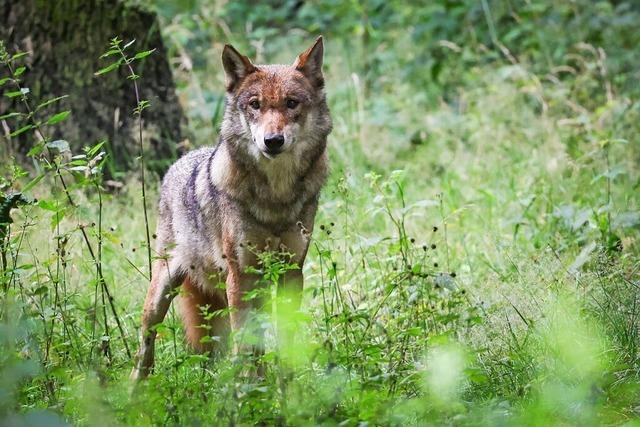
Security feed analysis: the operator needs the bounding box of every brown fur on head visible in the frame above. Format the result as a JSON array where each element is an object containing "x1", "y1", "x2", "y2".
[{"x1": 220, "y1": 37, "x2": 330, "y2": 162}]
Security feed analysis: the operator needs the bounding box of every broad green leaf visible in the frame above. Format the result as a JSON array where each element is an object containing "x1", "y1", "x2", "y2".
[
  {"x1": 134, "y1": 49, "x2": 155, "y2": 60},
  {"x1": 94, "y1": 59, "x2": 122, "y2": 76},
  {"x1": 9, "y1": 124, "x2": 33, "y2": 137},
  {"x1": 46, "y1": 111, "x2": 70, "y2": 125},
  {"x1": 100, "y1": 49, "x2": 120, "y2": 58},
  {"x1": 13, "y1": 66, "x2": 26, "y2": 76},
  {"x1": 5, "y1": 88, "x2": 29, "y2": 98},
  {"x1": 37, "y1": 199, "x2": 57, "y2": 211},
  {"x1": 0, "y1": 77, "x2": 11, "y2": 86},
  {"x1": 27, "y1": 143, "x2": 45, "y2": 157},
  {"x1": 87, "y1": 141, "x2": 106, "y2": 156}
]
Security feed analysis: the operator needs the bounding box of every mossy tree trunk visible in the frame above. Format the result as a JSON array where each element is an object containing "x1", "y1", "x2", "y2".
[{"x1": 0, "y1": 0, "x2": 187, "y2": 177}]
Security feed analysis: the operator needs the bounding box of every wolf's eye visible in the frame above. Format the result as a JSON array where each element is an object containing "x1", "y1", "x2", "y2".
[
  {"x1": 249, "y1": 100, "x2": 260, "y2": 110},
  {"x1": 286, "y1": 99, "x2": 299, "y2": 109}
]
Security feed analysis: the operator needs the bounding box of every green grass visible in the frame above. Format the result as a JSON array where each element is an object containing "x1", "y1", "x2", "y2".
[{"x1": 2, "y1": 3, "x2": 640, "y2": 425}]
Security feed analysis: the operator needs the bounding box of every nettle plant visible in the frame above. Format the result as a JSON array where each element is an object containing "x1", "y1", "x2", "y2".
[
  {"x1": 0, "y1": 38, "x2": 154, "y2": 413},
  {"x1": 305, "y1": 170, "x2": 483, "y2": 395}
]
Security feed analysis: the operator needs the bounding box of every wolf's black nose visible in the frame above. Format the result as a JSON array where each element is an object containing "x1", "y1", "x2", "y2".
[{"x1": 264, "y1": 134, "x2": 285, "y2": 152}]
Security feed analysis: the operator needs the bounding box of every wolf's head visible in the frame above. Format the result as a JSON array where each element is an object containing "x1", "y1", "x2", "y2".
[{"x1": 220, "y1": 37, "x2": 332, "y2": 164}]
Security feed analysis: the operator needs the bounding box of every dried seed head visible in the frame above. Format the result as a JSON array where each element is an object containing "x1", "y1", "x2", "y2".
[
  {"x1": 431, "y1": 244, "x2": 436, "y2": 249},
  {"x1": 410, "y1": 238, "x2": 415, "y2": 243},
  {"x1": 433, "y1": 226, "x2": 438, "y2": 232},
  {"x1": 433, "y1": 262, "x2": 438, "y2": 267}
]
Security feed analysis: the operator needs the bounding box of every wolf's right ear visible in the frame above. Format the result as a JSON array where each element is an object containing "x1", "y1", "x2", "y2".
[
  {"x1": 222, "y1": 44, "x2": 256, "y2": 92},
  {"x1": 293, "y1": 36, "x2": 325, "y2": 88}
]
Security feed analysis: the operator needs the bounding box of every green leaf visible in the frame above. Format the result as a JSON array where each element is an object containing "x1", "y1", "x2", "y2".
[
  {"x1": 94, "y1": 59, "x2": 122, "y2": 76},
  {"x1": 27, "y1": 143, "x2": 45, "y2": 157},
  {"x1": 14, "y1": 66, "x2": 26, "y2": 76},
  {"x1": 35, "y1": 95, "x2": 68, "y2": 112},
  {"x1": 37, "y1": 199, "x2": 58, "y2": 211},
  {"x1": 5, "y1": 88, "x2": 29, "y2": 98},
  {"x1": 9, "y1": 124, "x2": 33, "y2": 137},
  {"x1": 22, "y1": 174, "x2": 44, "y2": 193},
  {"x1": 0, "y1": 77, "x2": 11, "y2": 86},
  {"x1": 0, "y1": 112, "x2": 23, "y2": 120},
  {"x1": 100, "y1": 49, "x2": 120, "y2": 58},
  {"x1": 11, "y1": 52, "x2": 29, "y2": 61},
  {"x1": 46, "y1": 111, "x2": 70, "y2": 125},
  {"x1": 87, "y1": 141, "x2": 106, "y2": 157},
  {"x1": 134, "y1": 49, "x2": 155, "y2": 60}
]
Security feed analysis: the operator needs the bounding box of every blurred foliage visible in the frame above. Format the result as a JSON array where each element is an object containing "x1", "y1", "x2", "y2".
[{"x1": 153, "y1": 0, "x2": 640, "y2": 101}]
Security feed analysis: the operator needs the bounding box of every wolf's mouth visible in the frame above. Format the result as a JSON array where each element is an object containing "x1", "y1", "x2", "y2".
[{"x1": 261, "y1": 150, "x2": 278, "y2": 160}]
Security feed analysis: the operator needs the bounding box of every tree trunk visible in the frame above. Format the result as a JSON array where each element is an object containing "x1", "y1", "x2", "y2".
[{"x1": 0, "y1": 0, "x2": 187, "y2": 176}]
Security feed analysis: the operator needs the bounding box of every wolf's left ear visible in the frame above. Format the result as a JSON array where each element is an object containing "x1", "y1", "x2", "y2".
[
  {"x1": 293, "y1": 36, "x2": 324, "y2": 88},
  {"x1": 222, "y1": 44, "x2": 256, "y2": 92}
]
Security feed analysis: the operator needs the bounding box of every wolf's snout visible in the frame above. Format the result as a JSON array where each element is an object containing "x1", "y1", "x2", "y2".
[{"x1": 264, "y1": 134, "x2": 285, "y2": 153}]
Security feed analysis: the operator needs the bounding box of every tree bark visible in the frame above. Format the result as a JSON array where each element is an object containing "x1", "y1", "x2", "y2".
[{"x1": 0, "y1": 0, "x2": 187, "y2": 176}]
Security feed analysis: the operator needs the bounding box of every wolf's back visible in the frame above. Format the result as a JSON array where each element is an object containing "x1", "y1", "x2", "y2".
[{"x1": 156, "y1": 147, "x2": 218, "y2": 244}]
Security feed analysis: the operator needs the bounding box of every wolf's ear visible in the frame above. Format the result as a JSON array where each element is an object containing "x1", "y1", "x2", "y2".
[
  {"x1": 293, "y1": 36, "x2": 324, "y2": 88},
  {"x1": 222, "y1": 44, "x2": 256, "y2": 92}
]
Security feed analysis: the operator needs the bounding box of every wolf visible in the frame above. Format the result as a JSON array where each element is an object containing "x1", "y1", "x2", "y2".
[{"x1": 130, "y1": 37, "x2": 332, "y2": 380}]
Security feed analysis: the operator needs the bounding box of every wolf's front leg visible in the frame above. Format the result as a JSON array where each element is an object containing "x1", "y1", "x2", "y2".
[
  {"x1": 280, "y1": 269, "x2": 304, "y2": 313},
  {"x1": 225, "y1": 266, "x2": 263, "y2": 356},
  {"x1": 131, "y1": 259, "x2": 185, "y2": 381}
]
